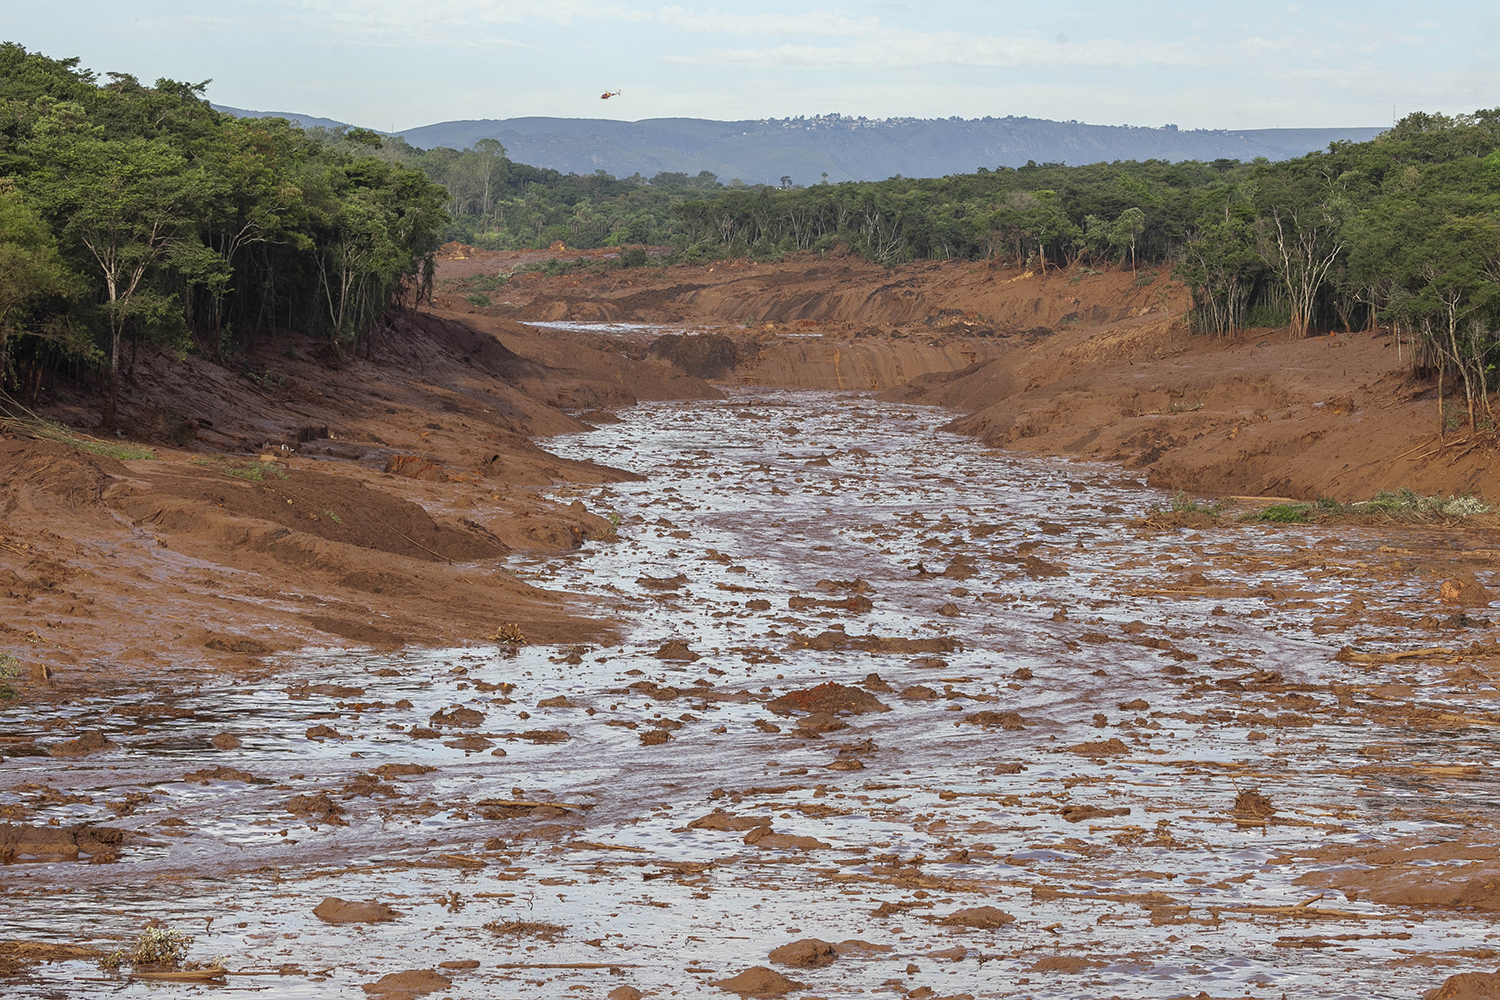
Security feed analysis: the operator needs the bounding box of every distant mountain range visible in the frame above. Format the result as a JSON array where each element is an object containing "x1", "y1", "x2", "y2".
[{"x1": 215, "y1": 106, "x2": 1385, "y2": 185}]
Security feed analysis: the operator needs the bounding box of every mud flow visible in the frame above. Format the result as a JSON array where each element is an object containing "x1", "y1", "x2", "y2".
[{"x1": 4, "y1": 388, "x2": 1498, "y2": 998}]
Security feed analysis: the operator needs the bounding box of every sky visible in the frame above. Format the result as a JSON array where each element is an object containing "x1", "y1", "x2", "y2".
[{"x1": 7, "y1": 1, "x2": 1496, "y2": 131}]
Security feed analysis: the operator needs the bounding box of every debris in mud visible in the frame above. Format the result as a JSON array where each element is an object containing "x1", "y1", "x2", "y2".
[
  {"x1": 482, "y1": 919, "x2": 566, "y2": 940},
  {"x1": 710, "y1": 965, "x2": 806, "y2": 997},
  {"x1": 769, "y1": 938, "x2": 837, "y2": 967},
  {"x1": 313, "y1": 897, "x2": 401, "y2": 923},
  {"x1": 1234, "y1": 789, "x2": 1278, "y2": 819},
  {"x1": 49, "y1": 729, "x2": 114, "y2": 757},
  {"x1": 653, "y1": 640, "x2": 700, "y2": 661},
  {"x1": 362, "y1": 968, "x2": 452, "y2": 999},
  {"x1": 209, "y1": 733, "x2": 241, "y2": 750},
  {"x1": 489, "y1": 623, "x2": 526, "y2": 644},
  {"x1": 373, "y1": 763, "x2": 435, "y2": 777},
  {"x1": 938, "y1": 906, "x2": 1016, "y2": 928},
  {"x1": 768, "y1": 682, "x2": 889, "y2": 715},
  {"x1": 305, "y1": 724, "x2": 341, "y2": 740},
  {"x1": 901, "y1": 685, "x2": 938, "y2": 701},
  {"x1": 640, "y1": 728, "x2": 672, "y2": 745}
]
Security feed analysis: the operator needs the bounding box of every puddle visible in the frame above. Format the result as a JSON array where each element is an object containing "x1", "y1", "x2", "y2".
[{"x1": 3, "y1": 388, "x2": 1498, "y2": 998}]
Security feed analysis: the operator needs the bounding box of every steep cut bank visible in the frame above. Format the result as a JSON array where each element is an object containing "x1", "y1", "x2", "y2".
[
  {"x1": 1, "y1": 310, "x2": 719, "y2": 696},
  {"x1": 442, "y1": 249, "x2": 1494, "y2": 500}
]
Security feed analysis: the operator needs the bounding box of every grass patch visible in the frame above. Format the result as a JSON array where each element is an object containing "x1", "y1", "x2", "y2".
[
  {"x1": 1168, "y1": 492, "x2": 1227, "y2": 516},
  {"x1": 0, "y1": 652, "x2": 19, "y2": 701},
  {"x1": 192, "y1": 456, "x2": 288, "y2": 482},
  {"x1": 70, "y1": 437, "x2": 156, "y2": 461},
  {"x1": 464, "y1": 292, "x2": 492, "y2": 307},
  {"x1": 1255, "y1": 503, "x2": 1312, "y2": 523},
  {"x1": 1246, "y1": 490, "x2": 1491, "y2": 526}
]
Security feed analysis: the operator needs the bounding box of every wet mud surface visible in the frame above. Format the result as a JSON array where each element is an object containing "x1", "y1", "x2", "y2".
[{"x1": 5, "y1": 389, "x2": 1500, "y2": 998}]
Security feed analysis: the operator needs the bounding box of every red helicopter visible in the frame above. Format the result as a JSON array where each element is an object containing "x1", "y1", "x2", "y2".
[{"x1": 600, "y1": 90, "x2": 621, "y2": 100}]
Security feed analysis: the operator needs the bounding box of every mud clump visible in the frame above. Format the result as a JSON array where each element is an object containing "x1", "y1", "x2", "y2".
[
  {"x1": 1440, "y1": 574, "x2": 1494, "y2": 608},
  {"x1": 939, "y1": 906, "x2": 1016, "y2": 928},
  {"x1": 430, "y1": 706, "x2": 485, "y2": 727},
  {"x1": 1068, "y1": 738, "x2": 1130, "y2": 756},
  {"x1": 688, "y1": 809, "x2": 769, "y2": 832},
  {"x1": 284, "y1": 793, "x2": 345, "y2": 824},
  {"x1": 362, "y1": 969, "x2": 452, "y2": 998},
  {"x1": 653, "y1": 640, "x2": 700, "y2": 661},
  {"x1": 711, "y1": 965, "x2": 806, "y2": 997},
  {"x1": 1060, "y1": 804, "x2": 1130, "y2": 822},
  {"x1": 1430, "y1": 967, "x2": 1500, "y2": 999},
  {"x1": 962, "y1": 710, "x2": 1027, "y2": 729},
  {"x1": 744, "y1": 826, "x2": 829, "y2": 850},
  {"x1": 314, "y1": 897, "x2": 401, "y2": 924},
  {"x1": 0, "y1": 822, "x2": 124, "y2": 863},
  {"x1": 769, "y1": 682, "x2": 889, "y2": 716},
  {"x1": 210, "y1": 733, "x2": 241, "y2": 750},
  {"x1": 49, "y1": 730, "x2": 114, "y2": 758},
  {"x1": 769, "y1": 938, "x2": 837, "y2": 967}
]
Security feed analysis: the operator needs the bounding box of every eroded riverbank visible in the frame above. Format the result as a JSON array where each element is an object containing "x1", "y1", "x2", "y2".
[{"x1": 4, "y1": 389, "x2": 1500, "y2": 998}]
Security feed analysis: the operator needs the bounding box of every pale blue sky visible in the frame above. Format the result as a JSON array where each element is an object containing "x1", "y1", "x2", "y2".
[{"x1": 7, "y1": 1, "x2": 1494, "y2": 130}]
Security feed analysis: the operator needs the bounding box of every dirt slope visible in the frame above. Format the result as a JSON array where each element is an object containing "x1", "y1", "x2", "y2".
[
  {"x1": 1, "y1": 309, "x2": 719, "y2": 695},
  {"x1": 441, "y1": 248, "x2": 1491, "y2": 500}
]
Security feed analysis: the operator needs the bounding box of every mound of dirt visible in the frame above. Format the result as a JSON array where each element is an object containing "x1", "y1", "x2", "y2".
[
  {"x1": 768, "y1": 938, "x2": 837, "y2": 967},
  {"x1": 710, "y1": 966, "x2": 806, "y2": 997},
  {"x1": 314, "y1": 898, "x2": 401, "y2": 924},
  {"x1": 939, "y1": 906, "x2": 1016, "y2": 928},
  {"x1": 768, "y1": 682, "x2": 888, "y2": 716}
]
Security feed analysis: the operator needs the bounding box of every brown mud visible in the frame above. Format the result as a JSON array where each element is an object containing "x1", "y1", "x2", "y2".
[{"x1": 1, "y1": 251, "x2": 1499, "y2": 998}]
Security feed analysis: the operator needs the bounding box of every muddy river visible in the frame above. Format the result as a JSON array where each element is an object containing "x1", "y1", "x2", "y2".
[{"x1": 3, "y1": 389, "x2": 1498, "y2": 998}]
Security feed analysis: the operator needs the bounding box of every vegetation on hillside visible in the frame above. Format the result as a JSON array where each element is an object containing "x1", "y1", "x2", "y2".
[{"x1": 0, "y1": 43, "x2": 446, "y2": 425}]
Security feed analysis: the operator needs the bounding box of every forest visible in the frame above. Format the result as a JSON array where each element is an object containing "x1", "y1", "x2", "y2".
[
  {"x1": 3, "y1": 39, "x2": 1499, "y2": 430},
  {"x1": 0, "y1": 44, "x2": 447, "y2": 425}
]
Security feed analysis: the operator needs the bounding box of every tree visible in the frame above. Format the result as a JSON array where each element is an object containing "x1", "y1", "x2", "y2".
[
  {"x1": 0, "y1": 183, "x2": 77, "y2": 385},
  {"x1": 25, "y1": 105, "x2": 217, "y2": 425}
]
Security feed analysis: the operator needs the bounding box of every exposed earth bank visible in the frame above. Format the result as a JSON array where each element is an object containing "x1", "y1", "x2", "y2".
[{"x1": 449, "y1": 247, "x2": 1495, "y2": 501}]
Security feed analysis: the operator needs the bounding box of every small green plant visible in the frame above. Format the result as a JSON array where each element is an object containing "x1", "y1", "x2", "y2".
[
  {"x1": 74, "y1": 438, "x2": 156, "y2": 461},
  {"x1": 325, "y1": 510, "x2": 342, "y2": 523},
  {"x1": 1168, "y1": 492, "x2": 1225, "y2": 516},
  {"x1": 1257, "y1": 503, "x2": 1312, "y2": 523},
  {"x1": 0, "y1": 652, "x2": 20, "y2": 701},
  {"x1": 465, "y1": 292, "x2": 492, "y2": 307},
  {"x1": 1134, "y1": 270, "x2": 1157, "y2": 287}
]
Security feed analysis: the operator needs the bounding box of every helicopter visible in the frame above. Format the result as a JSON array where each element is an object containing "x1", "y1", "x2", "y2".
[{"x1": 600, "y1": 90, "x2": 621, "y2": 100}]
